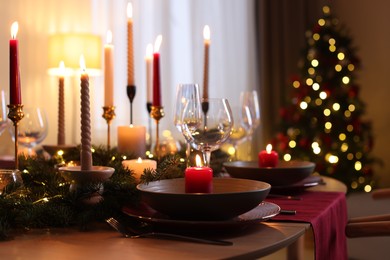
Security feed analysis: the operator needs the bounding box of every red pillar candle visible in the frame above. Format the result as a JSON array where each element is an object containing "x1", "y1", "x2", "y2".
[
  {"x1": 10, "y1": 21, "x2": 21, "y2": 105},
  {"x1": 152, "y1": 35, "x2": 162, "y2": 106},
  {"x1": 258, "y1": 144, "x2": 279, "y2": 168},
  {"x1": 185, "y1": 155, "x2": 213, "y2": 193}
]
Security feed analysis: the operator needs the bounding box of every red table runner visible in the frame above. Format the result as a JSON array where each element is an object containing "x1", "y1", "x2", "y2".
[{"x1": 266, "y1": 191, "x2": 348, "y2": 260}]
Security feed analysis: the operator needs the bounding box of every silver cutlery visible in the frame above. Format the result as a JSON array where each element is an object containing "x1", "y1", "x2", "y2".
[
  {"x1": 105, "y1": 217, "x2": 233, "y2": 246},
  {"x1": 280, "y1": 209, "x2": 297, "y2": 215}
]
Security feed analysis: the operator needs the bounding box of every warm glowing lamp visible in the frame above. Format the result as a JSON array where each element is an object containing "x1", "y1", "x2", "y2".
[{"x1": 48, "y1": 33, "x2": 102, "y2": 76}]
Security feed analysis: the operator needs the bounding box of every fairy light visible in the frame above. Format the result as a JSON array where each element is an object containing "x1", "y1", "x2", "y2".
[
  {"x1": 319, "y1": 91, "x2": 327, "y2": 99},
  {"x1": 300, "y1": 101, "x2": 308, "y2": 110},
  {"x1": 348, "y1": 104, "x2": 356, "y2": 111},
  {"x1": 318, "y1": 19, "x2": 325, "y2": 26},
  {"x1": 347, "y1": 153, "x2": 354, "y2": 160},
  {"x1": 347, "y1": 124, "x2": 354, "y2": 132},
  {"x1": 311, "y1": 59, "x2": 319, "y2": 67},
  {"x1": 333, "y1": 103, "x2": 340, "y2": 111},
  {"x1": 342, "y1": 76, "x2": 350, "y2": 84},
  {"x1": 283, "y1": 153, "x2": 291, "y2": 161},
  {"x1": 315, "y1": 98, "x2": 322, "y2": 106},
  {"x1": 329, "y1": 45, "x2": 336, "y2": 52},
  {"x1": 335, "y1": 64, "x2": 342, "y2": 72},
  {"x1": 339, "y1": 133, "x2": 346, "y2": 141},
  {"x1": 293, "y1": 80, "x2": 300, "y2": 88},
  {"x1": 328, "y1": 38, "x2": 336, "y2": 45},
  {"x1": 337, "y1": 52, "x2": 345, "y2": 60},
  {"x1": 323, "y1": 5, "x2": 330, "y2": 14},
  {"x1": 325, "y1": 122, "x2": 332, "y2": 130},
  {"x1": 111, "y1": 156, "x2": 116, "y2": 161},
  {"x1": 355, "y1": 161, "x2": 362, "y2": 171},
  {"x1": 356, "y1": 152, "x2": 362, "y2": 159},
  {"x1": 312, "y1": 82, "x2": 320, "y2": 91},
  {"x1": 289, "y1": 140, "x2": 296, "y2": 148},
  {"x1": 306, "y1": 78, "x2": 314, "y2": 85},
  {"x1": 341, "y1": 143, "x2": 348, "y2": 152},
  {"x1": 324, "y1": 108, "x2": 331, "y2": 116},
  {"x1": 348, "y1": 64, "x2": 355, "y2": 71},
  {"x1": 227, "y1": 146, "x2": 235, "y2": 156},
  {"x1": 313, "y1": 146, "x2": 321, "y2": 154},
  {"x1": 351, "y1": 182, "x2": 358, "y2": 189},
  {"x1": 308, "y1": 68, "x2": 315, "y2": 75},
  {"x1": 344, "y1": 110, "x2": 351, "y2": 117},
  {"x1": 364, "y1": 185, "x2": 372, "y2": 193},
  {"x1": 327, "y1": 154, "x2": 339, "y2": 163},
  {"x1": 313, "y1": 33, "x2": 320, "y2": 40},
  {"x1": 122, "y1": 155, "x2": 127, "y2": 160}
]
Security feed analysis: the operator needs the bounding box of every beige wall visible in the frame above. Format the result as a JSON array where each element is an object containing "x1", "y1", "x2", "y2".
[{"x1": 332, "y1": 1, "x2": 390, "y2": 187}]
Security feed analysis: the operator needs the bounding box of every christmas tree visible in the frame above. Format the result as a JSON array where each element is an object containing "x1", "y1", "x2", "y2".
[{"x1": 273, "y1": 6, "x2": 377, "y2": 192}]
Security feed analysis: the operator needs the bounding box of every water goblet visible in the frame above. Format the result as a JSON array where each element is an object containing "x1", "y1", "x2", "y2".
[
  {"x1": 240, "y1": 90, "x2": 260, "y2": 159},
  {"x1": 9, "y1": 107, "x2": 48, "y2": 155},
  {"x1": 181, "y1": 98, "x2": 233, "y2": 166},
  {"x1": 173, "y1": 83, "x2": 201, "y2": 165},
  {"x1": 0, "y1": 90, "x2": 8, "y2": 136}
]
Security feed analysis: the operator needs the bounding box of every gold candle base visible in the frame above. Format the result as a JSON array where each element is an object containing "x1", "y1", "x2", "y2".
[
  {"x1": 150, "y1": 105, "x2": 164, "y2": 159},
  {"x1": 7, "y1": 104, "x2": 24, "y2": 170},
  {"x1": 102, "y1": 106, "x2": 116, "y2": 151}
]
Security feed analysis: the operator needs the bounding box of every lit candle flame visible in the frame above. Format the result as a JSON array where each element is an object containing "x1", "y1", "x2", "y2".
[
  {"x1": 79, "y1": 55, "x2": 86, "y2": 72},
  {"x1": 154, "y1": 34, "x2": 162, "y2": 53},
  {"x1": 266, "y1": 144, "x2": 273, "y2": 153},
  {"x1": 146, "y1": 43, "x2": 153, "y2": 59},
  {"x1": 127, "y1": 2, "x2": 133, "y2": 19},
  {"x1": 106, "y1": 30, "x2": 112, "y2": 44},
  {"x1": 195, "y1": 154, "x2": 203, "y2": 167},
  {"x1": 203, "y1": 25, "x2": 210, "y2": 42},
  {"x1": 11, "y1": 21, "x2": 18, "y2": 39},
  {"x1": 137, "y1": 157, "x2": 142, "y2": 163},
  {"x1": 59, "y1": 61, "x2": 65, "y2": 77}
]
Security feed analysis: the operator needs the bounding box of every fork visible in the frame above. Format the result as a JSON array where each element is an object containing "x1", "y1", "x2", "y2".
[{"x1": 105, "y1": 217, "x2": 233, "y2": 246}]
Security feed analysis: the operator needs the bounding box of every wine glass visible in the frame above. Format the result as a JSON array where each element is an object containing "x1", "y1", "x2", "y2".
[
  {"x1": 9, "y1": 107, "x2": 48, "y2": 155},
  {"x1": 181, "y1": 98, "x2": 233, "y2": 166},
  {"x1": 173, "y1": 84, "x2": 201, "y2": 164},
  {"x1": 240, "y1": 90, "x2": 260, "y2": 159},
  {"x1": 0, "y1": 90, "x2": 8, "y2": 136},
  {"x1": 227, "y1": 107, "x2": 248, "y2": 160}
]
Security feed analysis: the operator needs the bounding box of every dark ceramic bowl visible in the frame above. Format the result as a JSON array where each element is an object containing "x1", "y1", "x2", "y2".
[
  {"x1": 137, "y1": 178, "x2": 271, "y2": 220},
  {"x1": 223, "y1": 160, "x2": 315, "y2": 186}
]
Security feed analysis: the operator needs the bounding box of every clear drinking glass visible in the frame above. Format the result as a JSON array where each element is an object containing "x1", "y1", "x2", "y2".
[
  {"x1": 227, "y1": 107, "x2": 248, "y2": 160},
  {"x1": 0, "y1": 90, "x2": 8, "y2": 136},
  {"x1": 0, "y1": 169, "x2": 23, "y2": 195},
  {"x1": 240, "y1": 90, "x2": 260, "y2": 159},
  {"x1": 173, "y1": 84, "x2": 201, "y2": 164},
  {"x1": 181, "y1": 98, "x2": 233, "y2": 166},
  {"x1": 9, "y1": 107, "x2": 48, "y2": 155}
]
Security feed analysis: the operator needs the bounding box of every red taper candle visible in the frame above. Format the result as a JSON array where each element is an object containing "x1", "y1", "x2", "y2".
[
  {"x1": 10, "y1": 22, "x2": 21, "y2": 105},
  {"x1": 152, "y1": 35, "x2": 162, "y2": 106}
]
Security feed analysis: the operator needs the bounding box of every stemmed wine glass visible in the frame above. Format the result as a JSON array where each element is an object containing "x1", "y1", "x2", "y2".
[
  {"x1": 9, "y1": 107, "x2": 48, "y2": 155},
  {"x1": 0, "y1": 90, "x2": 8, "y2": 136},
  {"x1": 181, "y1": 98, "x2": 233, "y2": 166},
  {"x1": 240, "y1": 90, "x2": 260, "y2": 159},
  {"x1": 227, "y1": 107, "x2": 248, "y2": 160},
  {"x1": 173, "y1": 84, "x2": 201, "y2": 165}
]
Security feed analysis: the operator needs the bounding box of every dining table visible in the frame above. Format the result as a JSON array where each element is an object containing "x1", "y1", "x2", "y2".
[{"x1": 0, "y1": 176, "x2": 347, "y2": 260}]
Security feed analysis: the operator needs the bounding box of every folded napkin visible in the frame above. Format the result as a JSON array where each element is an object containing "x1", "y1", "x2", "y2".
[{"x1": 266, "y1": 191, "x2": 348, "y2": 260}]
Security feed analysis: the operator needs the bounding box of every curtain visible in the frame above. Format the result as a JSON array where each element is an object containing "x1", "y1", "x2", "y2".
[
  {"x1": 255, "y1": 0, "x2": 326, "y2": 145},
  {"x1": 0, "y1": 0, "x2": 258, "y2": 155}
]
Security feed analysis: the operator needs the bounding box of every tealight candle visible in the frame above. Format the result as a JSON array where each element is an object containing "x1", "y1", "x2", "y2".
[
  {"x1": 258, "y1": 144, "x2": 279, "y2": 168},
  {"x1": 122, "y1": 157, "x2": 157, "y2": 181},
  {"x1": 185, "y1": 155, "x2": 213, "y2": 193}
]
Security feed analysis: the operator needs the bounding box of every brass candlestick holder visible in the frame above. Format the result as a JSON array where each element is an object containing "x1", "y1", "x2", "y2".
[
  {"x1": 102, "y1": 106, "x2": 116, "y2": 150},
  {"x1": 7, "y1": 104, "x2": 24, "y2": 170},
  {"x1": 150, "y1": 105, "x2": 164, "y2": 159}
]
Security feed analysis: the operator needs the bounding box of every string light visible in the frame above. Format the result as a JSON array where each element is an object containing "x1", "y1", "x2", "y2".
[
  {"x1": 312, "y1": 82, "x2": 320, "y2": 91},
  {"x1": 300, "y1": 101, "x2": 308, "y2": 110},
  {"x1": 319, "y1": 91, "x2": 327, "y2": 99},
  {"x1": 283, "y1": 153, "x2": 292, "y2": 161},
  {"x1": 342, "y1": 76, "x2": 350, "y2": 84},
  {"x1": 333, "y1": 103, "x2": 340, "y2": 111},
  {"x1": 337, "y1": 52, "x2": 345, "y2": 60},
  {"x1": 293, "y1": 80, "x2": 300, "y2": 88},
  {"x1": 324, "y1": 108, "x2": 331, "y2": 116}
]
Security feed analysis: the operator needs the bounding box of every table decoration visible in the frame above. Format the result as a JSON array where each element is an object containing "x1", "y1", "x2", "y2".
[
  {"x1": 266, "y1": 191, "x2": 348, "y2": 260},
  {"x1": 122, "y1": 157, "x2": 157, "y2": 182},
  {"x1": 58, "y1": 57, "x2": 114, "y2": 204},
  {"x1": 145, "y1": 44, "x2": 153, "y2": 148},
  {"x1": 185, "y1": 154, "x2": 213, "y2": 193},
  {"x1": 137, "y1": 178, "x2": 270, "y2": 220},
  {"x1": 150, "y1": 35, "x2": 164, "y2": 159},
  {"x1": 223, "y1": 160, "x2": 315, "y2": 186},
  {"x1": 202, "y1": 25, "x2": 210, "y2": 100},
  {"x1": 0, "y1": 145, "x2": 229, "y2": 241},
  {"x1": 8, "y1": 21, "x2": 24, "y2": 170},
  {"x1": 258, "y1": 144, "x2": 279, "y2": 167},
  {"x1": 117, "y1": 125, "x2": 146, "y2": 157},
  {"x1": 102, "y1": 30, "x2": 116, "y2": 150}
]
